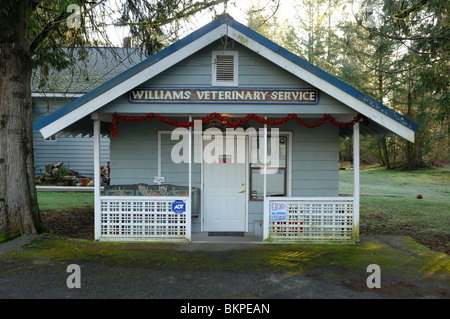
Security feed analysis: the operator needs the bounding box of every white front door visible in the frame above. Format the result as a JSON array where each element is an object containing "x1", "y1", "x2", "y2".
[{"x1": 203, "y1": 136, "x2": 246, "y2": 232}]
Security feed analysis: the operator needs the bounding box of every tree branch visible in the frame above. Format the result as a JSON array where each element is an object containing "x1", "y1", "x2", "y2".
[
  {"x1": 30, "y1": 0, "x2": 108, "y2": 53},
  {"x1": 393, "y1": 0, "x2": 429, "y2": 22},
  {"x1": 29, "y1": 8, "x2": 67, "y2": 53}
]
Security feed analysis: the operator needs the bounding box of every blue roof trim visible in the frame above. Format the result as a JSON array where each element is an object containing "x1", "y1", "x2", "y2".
[{"x1": 33, "y1": 14, "x2": 418, "y2": 132}]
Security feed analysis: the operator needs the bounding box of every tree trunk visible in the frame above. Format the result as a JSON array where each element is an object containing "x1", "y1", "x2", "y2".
[
  {"x1": 377, "y1": 141, "x2": 385, "y2": 166},
  {"x1": 0, "y1": 2, "x2": 40, "y2": 233},
  {"x1": 380, "y1": 136, "x2": 391, "y2": 169},
  {"x1": 377, "y1": 54, "x2": 391, "y2": 169},
  {"x1": 405, "y1": 67, "x2": 416, "y2": 170}
]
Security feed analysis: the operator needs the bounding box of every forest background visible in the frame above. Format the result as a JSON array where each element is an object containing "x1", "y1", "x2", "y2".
[{"x1": 243, "y1": 0, "x2": 448, "y2": 170}]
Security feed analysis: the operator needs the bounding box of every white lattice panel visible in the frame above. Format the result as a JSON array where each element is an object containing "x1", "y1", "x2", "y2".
[
  {"x1": 99, "y1": 196, "x2": 188, "y2": 240},
  {"x1": 267, "y1": 198, "x2": 355, "y2": 242}
]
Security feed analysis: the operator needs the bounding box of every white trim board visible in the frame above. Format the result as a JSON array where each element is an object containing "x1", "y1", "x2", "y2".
[{"x1": 32, "y1": 93, "x2": 85, "y2": 99}]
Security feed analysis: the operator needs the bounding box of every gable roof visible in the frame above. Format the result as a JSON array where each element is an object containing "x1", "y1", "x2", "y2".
[{"x1": 33, "y1": 14, "x2": 417, "y2": 142}]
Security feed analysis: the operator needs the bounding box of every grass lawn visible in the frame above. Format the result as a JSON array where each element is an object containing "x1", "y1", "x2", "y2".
[
  {"x1": 340, "y1": 166, "x2": 449, "y2": 253},
  {"x1": 339, "y1": 165, "x2": 450, "y2": 199},
  {"x1": 37, "y1": 191, "x2": 94, "y2": 211}
]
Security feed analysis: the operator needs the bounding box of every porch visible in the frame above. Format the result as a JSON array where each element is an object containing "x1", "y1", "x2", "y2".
[
  {"x1": 92, "y1": 107, "x2": 359, "y2": 242},
  {"x1": 93, "y1": 118, "x2": 361, "y2": 243},
  {"x1": 92, "y1": 109, "x2": 359, "y2": 242}
]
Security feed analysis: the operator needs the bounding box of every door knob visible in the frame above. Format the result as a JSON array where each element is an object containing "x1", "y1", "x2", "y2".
[{"x1": 238, "y1": 189, "x2": 245, "y2": 193}]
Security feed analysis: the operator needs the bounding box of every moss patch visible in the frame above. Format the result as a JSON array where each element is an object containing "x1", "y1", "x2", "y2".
[
  {"x1": 0, "y1": 230, "x2": 21, "y2": 243},
  {"x1": 3, "y1": 236, "x2": 449, "y2": 283}
]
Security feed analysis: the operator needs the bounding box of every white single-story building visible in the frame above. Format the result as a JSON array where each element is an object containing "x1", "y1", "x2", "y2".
[{"x1": 33, "y1": 15, "x2": 417, "y2": 243}]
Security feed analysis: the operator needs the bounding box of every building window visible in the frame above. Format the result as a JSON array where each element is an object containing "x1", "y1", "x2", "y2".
[
  {"x1": 249, "y1": 136, "x2": 287, "y2": 201},
  {"x1": 212, "y1": 51, "x2": 238, "y2": 86}
]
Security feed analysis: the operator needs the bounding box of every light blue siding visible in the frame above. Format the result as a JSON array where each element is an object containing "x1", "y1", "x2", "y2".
[
  {"x1": 289, "y1": 124, "x2": 339, "y2": 198},
  {"x1": 109, "y1": 121, "x2": 157, "y2": 184},
  {"x1": 33, "y1": 98, "x2": 110, "y2": 177},
  {"x1": 160, "y1": 133, "x2": 201, "y2": 187}
]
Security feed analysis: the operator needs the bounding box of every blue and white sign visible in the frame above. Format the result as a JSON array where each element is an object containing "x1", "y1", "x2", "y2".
[
  {"x1": 172, "y1": 200, "x2": 186, "y2": 214},
  {"x1": 153, "y1": 176, "x2": 165, "y2": 183},
  {"x1": 270, "y1": 201, "x2": 287, "y2": 222}
]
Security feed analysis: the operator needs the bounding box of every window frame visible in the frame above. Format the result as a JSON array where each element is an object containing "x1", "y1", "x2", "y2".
[
  {"x1": 212, "y1": 51, "x2": 239, "y2": 87},
  {"x1": 249, "y1": 134, "x2": 290, "y2": 201}
]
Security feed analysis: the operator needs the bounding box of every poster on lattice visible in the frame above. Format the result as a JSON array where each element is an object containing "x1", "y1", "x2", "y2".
[{"x1": 270, "y1": 201, "x2": 287, "y2": 223}]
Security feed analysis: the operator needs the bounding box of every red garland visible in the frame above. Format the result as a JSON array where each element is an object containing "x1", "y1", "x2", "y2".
[{"x1": 111, "y1": 112, "x2": 368, "y2": 138}]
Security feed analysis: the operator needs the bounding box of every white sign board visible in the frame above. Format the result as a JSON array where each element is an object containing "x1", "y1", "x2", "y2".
[
  {"x1": 270, "y1": 201, "x2": 287, "y2": 222},
  {"x1": 154, "y1": 176, "x2": 165, "y2": 183}
]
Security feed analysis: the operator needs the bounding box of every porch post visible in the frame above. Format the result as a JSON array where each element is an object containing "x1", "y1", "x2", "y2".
[
  {"x1": 187, "y1": 115, "x2": 192, "y2": 241},
  {"x1": 263, "y1": 116, "x2": 267, "y2": 199},
  {"x1": 353, "y1": 121, "x2": 360, "y2": 242},
  {"x1": 93, "y1": 118, "x2": 101, "y2": 240},
  {"x1": 263, "y1": 116, "x2": 269, "y2": 240}
]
